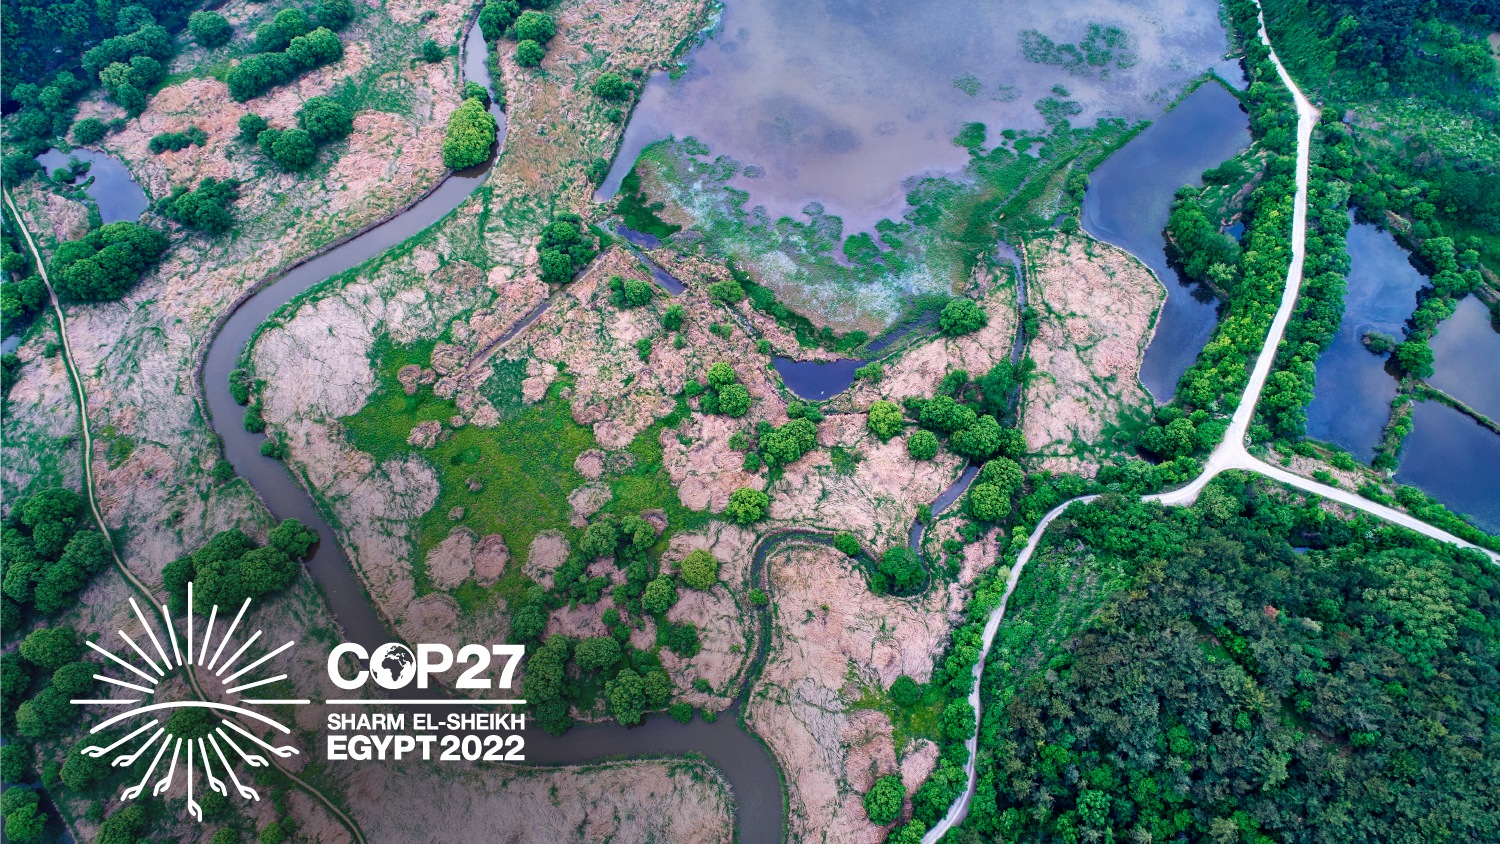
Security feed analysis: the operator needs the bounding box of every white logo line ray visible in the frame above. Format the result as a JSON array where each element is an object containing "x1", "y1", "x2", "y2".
[
  {"x1": 88, "y1": 640, "x2": 159, "y2": 685},
  {"x1": 94, "y1": 674, "x2": 155, "y2": 695},
  {"x1": 198, "y1": 603, "x2": 219, "y2": 665},
  {"x1": 90, "y1": 701, "x2": 293, "y2": 735},
  {"x1": 153, "y1": 737, "x2": 182, "y2": 796},
  {"x1": 225, "y1": 674, "x2": 287, "y2": 696},
  {"x1": 160, "y1": 600, "x2": 183, "y2": 667},
  {"x1": 81, "y1": 720, "x2": 157, "y2": 758},
  {"x1": 221, "y1": 640, "x2": 295, "y2": 685},
  {"x1": 114, "y1": 727, "x2": 164, "y2": 768},
  {"x1": 208, "y1": 597, "x2": 252, "y2": 672},
  {"x1": 128, "y1": 597, "x2": 172, "y2": 672},
  {"x1": 215, "y1": 629, "x2": 262, "y2": 678},
  {"x1": 122, "y1": 731, "x2": 173, "y2": 800}
]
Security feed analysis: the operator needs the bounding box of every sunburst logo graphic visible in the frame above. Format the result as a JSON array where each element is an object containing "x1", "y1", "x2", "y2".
[{"x1": 71, "y1": 583, "x2": 309, "y2": 822}]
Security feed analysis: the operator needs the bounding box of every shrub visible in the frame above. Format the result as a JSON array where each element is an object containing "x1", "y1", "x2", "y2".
[
  {"x1": 907, "y1": 429, "x2": 939, "y2": 460},
  {"x1": 515, "y1": 39, "x2": 545, "y2": 67},
  {"x1": 890, "y1": 675, "x2": 921, "y2": 706},
  {"x1": 669, "y1": 702, "x2": 693, "y2": 723},
  {"x1": 287, "y1": 27, "x2": 344, "y2": 68},
  {"x1": 593, "y1": 72, "x2": 629, "y2": 100},
  {"x1": 866, "y1": 400, "x2": 903, "y2": 441},
  {"x1": 663, "y1": 304, "x2": 684, "y2": 330},
  {"x1": 156, "y1": 178, "x2": 241, "y2": 233},
  {"x1": 726, "y1": 487, "x2": 769, "y2": 524},
  {"x1": 707, "y1": 362, "x2": 737, "y2": 388},
  {"x1": 950, "y1": 414, "x2": 1003, "y2": 459},
  {"x1": 463, "y1": 82, "x2": 491, "y2": 108},
  {"x1": 622, "y1": 276, "x2": 653, "y2": 306},
  {"x1": 864, "y1": 774, "x2": 904, "y2": 825},
  {"x1": 642, "y1": 575, "x2": 678, "y2": 616},
  {"x1": 515, "y1": 11, "x2": 555, "y2": 43},
  {"x1": 938, "y1": 298, "x2": 987, "y2": 336},
  {"x1": 679, "y1": 549, "x2": 719, "y2": 590},
  {"x1": 536, "y1": 215, "x2": 597, "y2": 283},
  {"x1": 605, "y1": 669, "x2": 646, "y2": 725},
  {"x1": 50, "y1": 223, "x2": 168, "y2": 303},
  {"x1": 442, "y1": 98, "x2": 498, "y2": 169},
  {"x1": 574, "y1": 636, "x2": 621, "y2": 672},
  {"x1": 256, "y1": 21, "x2": 291, "y2": 53},
  {"x1": 421, "y1": 39, "x2": 443, "y2": 63},
  {"x1": 2, "y1": 787, "x2": 44, "y2": 841},
  {"x1": 227, "y1": 52, "x2": 299, "y2": 100},
  {"x1": 19, "y1": 627, "x2": 80, "y2": 669},
  {"x1": 749, "y1": 588, "x2": 769, "y2": 606},
  {"x1": 297, "y1": 96, "x2": 353, "y2": 143},
  {"x1": 72, "y1": 118, "x2": 107, "y2": 145},
  {"x1": 189, "y1": 11, "x2": 233, "y2": 48},
  {"x1": 709, "y1": 279, "x2": 745, "y2": 304},
  {"x1": 274, "y1": 8, "x2": 311, "y2": 40},
  {"x1": 759, "y1": 418, "x2": 817, "y2": 467}
]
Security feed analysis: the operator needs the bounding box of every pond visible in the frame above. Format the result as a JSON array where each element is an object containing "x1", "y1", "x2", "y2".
[
  {"x1": 1395, "y1": 401, "x2": 1500, "y2": 534},
  {"x1": 598, "y1": 0, "x2": 1240, "y2": 239},
  {"x1": 1426, "y1": 295, "x2": 1500, "y2": 421},
  {"x1": 1304, "y1": 220, "x2": 1429, "y2": 461},
  {"x1": 773, "y1": 356, "x2": 863, "y2": 400},
  {"x1": 34, "y1": 147, "x2": 149, "y2": 223},
  {"x1": 1079, "y1": 81, "x2": 1251, "y2": 402}
]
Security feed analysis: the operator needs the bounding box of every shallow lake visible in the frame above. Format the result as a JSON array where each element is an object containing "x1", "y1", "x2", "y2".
[
  {"x1": 34, "y1": 147, "x2": 149, "y2": 223},
  {"x1": 1080, "y1": 81, "x2": 1251, "y2": 402},
  {"x1": 1426, "y1": 295, "x2": 1500, "y2": 421},
  {"x1": 1395, "y1": 401, "x2": 1500, "y2": 534},
  {"x1": 1304, "y1": 221, "x2": 1428, "y2": 460},
  {"x1": 600, "y1": 0, "x2": 1239, "y2": 238},
  {"x1": 773, "y1": 356, "x2": 863, "y2": 400}
]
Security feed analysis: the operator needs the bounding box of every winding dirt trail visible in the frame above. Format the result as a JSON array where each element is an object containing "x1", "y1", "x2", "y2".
[{"x1": 920, "y1": 7, "x2": 1498, "y2": 842}]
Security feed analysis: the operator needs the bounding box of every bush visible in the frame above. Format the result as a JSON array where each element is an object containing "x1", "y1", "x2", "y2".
[
  {"x1": 950, "y1": 414, "x2": 1003, "y2": 460},
  {"x1": 593, "y1": 72, "x2": 629, "y2": 100},
  {"x1": 864, "y1": 774, "x2": 905, "y2": 825},
  {"x1": 679, "y1": 549, "x2": 719, "y2": 590},
  {"x1": 442, "y1": 97, "x2": 498, "y2": 169},
  {"x1": 726, "y1": 487, "x2": 769, "y2": 524},
  {"x1": 866, "y1": 400, "x2": 904, "y2": 441},
  {"x1": 2, "y1": 787, "x2": 44, "y2": 841},
  {"x1": 890, "y1": 675, "x2": 922, "y2": 707},
  {"x1": 287, "y1": 27, "x2": 344, "y2": 68},
  {"x1": 709, "y1": 279, "x2": 745, "y2": 304},
  {"x1": 707, "y1": 362, "x2": 737, "y2": 388},
  {"x1": 622, "y1": 276, "x2": 653, "y2": 306},
  {"x1": 938, "y1": 298, "x2": 987, "y2": 336},
  {"x1": 717, "y1": 383, "x2": 751, "y2": 417},
  {"x1": 536, "y1": 215, "x2": 597, "y2": 283},
  {"x1": 318, "y1": 0, "x2": 355, "y2": 30},
  {"x1": 515, "y1": 11, "x2": 555, "y2": 43},
  {"x1": 148, "y1": 127, "x2": 208, "y2": 154},
  {"x1": 156, "y1": 178, "x2": 241, "y2": 233},
  {"x1": 669, "y1": 702, "x2": 693, "y2": 723},
  {"x1": 274, "y1": 8, "x2": 311, "y2": 40},
  {"x1": 297, "y1": 96, "x2": 353, "y2": 143},
  {"x1": 189, "y1": 11, "x2": 233, "y2": 48},
  {"x1": 270, "y1": 128, "x2": 316, "y2": 170},
  {"x1": 833, "y1": 533, "x2": 861, "y2": 556},
  {"x1": 421, "y1": 39, "x2": 443, "y2": 63},
  {"x1": 642, "y1": 575, "x2": 678, "y2": 616},
  {"x1": 72, "y1": 118, "x2": 107, "y2": 145},
  {"x1": 907, "y1": 429, "x2": 939, "y2": 460},
  {"x1": 749, "y1": 588, "x2": 769, "y2": 606},
  {"x1": 515, "y1": 39, "x2": 545, "y2": 67},
  {"x1": 574, "y1": 636, "x2": 621, "y2": 672},
  {"x1": 50, "y1": 223, "x2": 168, "y2": 303}
]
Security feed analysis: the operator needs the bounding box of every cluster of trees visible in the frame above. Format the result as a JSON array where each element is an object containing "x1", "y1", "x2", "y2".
[
  {"x1": 442, "y1": 96, "x2": 498, "y2": 170},
  {"x1": 537, "y1": 214, "x2": 598, "y2": 284},
  {"x1": 189, "y1": 10, "x2": 234, "y2": 48},
  {"x1": 147, "y1": 125, "x2": 208, "y2": 153},
  {"x1": 241, "y1": 95, "x2": 355, "y2": 172},
  {"x1": 1164, "y1": 188, "x2": 1241, "y2": 286},
  {"x1": 48, "y1": 222, "x2": 168, "y2": 302},
  {"x1": 227, "y1": 7, "x2": 347, "y2": 101},
  {"x1": 160, "y1": 519, "x2": 318, "y2": 613},
  {"x1": 2, "y1": 71, "x2": 91, "y2": 175},
  {"x1": 873, "y1": 546, "x2": 924, "y2": 594},
  {"x1": 2, "y1": 489, "x2": 112, "y2": 624},
  {"x1": 476, "y1": 0, "x2": 556, "y2": 67},
  {"x1": 1, "y1": 221, "x2": 45, "y2": 336},
  {"x1": 85, "y1": 15, "x2": 173, "y2": 115},
  {"x1": 933, "y1": 478, "x2": 1500, "y2": 842},
  {"x1": 937, "y1": 297, "x2": 987, "y2": 336},
  {"x1": 155, "y1": 177, "x2": 241, "y2": 233},
  {"x1": 884, "y1": 364, "x2": 1028, "y2": 465},
  {"x1": 964, "y1": 457, "x2": 1025, "y2": 522},
  {"x1": 606, "y1": 274, "x2": 655, "y2": 308},
  {"x1": 686, "y1": 361, "x2": 752, "y2": 417}
]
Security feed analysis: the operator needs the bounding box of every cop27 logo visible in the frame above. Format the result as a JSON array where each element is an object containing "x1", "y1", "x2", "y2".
[
  {"x1": 70, "y1": 584, "x2": 307, "y2": 822},
  {"x1": 325, "y1": 641, "x2": 524, "y2": 692}
]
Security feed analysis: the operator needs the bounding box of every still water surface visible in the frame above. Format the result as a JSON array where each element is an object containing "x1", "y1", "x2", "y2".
[{"x1": 34, "y1": 148, "x2": 149, "y2": 223}]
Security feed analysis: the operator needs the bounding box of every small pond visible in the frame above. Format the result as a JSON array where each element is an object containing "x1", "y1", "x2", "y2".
[
  {"x1": 1395, "y1": 401, "x2": 1500, "y2": 534},
  {"x1": 773, "y1": 357, "x2": 863, "y2": 400},
  {"x1": 1080, "y1": 80, "x2": 1251, "y2": 402},
  {"x1": 1426, "y1": 295, "x2": 1500, "y2": 421},
  {"x1": 34, "y1": 147, "x2": 149, "y2": 223},
  {"x1": 1304, "y1": 221, "x2": 1428, "y2": 461}
]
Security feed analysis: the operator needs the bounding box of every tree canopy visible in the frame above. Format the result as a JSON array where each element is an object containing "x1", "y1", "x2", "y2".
[{"x1": 938, "y1": 298, "x2": 987, "y2": 335}]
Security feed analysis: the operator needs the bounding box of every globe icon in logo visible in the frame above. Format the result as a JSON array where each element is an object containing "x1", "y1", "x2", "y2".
[{"x1": 369, "y1": 642, "x2": 416, "y2": 689}]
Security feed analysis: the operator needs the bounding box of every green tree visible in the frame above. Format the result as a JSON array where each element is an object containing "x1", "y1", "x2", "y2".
[
  {"x1": 317, "y1": 0, "x2": 355, "y2": 29},
  {"x1": 966, "y1": 482, "x2": 1010, "y2": 522},
  {"x1": 515, "y1": 11, "x2": 555, "y2": 43},
  {"x1": 2, "y1": 788, "x2": 44, "y2": 842},
  {"x1": 726, "y1": 487, "x2": 769, "y2": 524},
  {"x1": 573, "y1": 636, "x2": 621, "y2": 672},
  {"x1": 97, "y1": 805, "x2": 146, "y2": 844},
  {"x1": 707, "y1": 362, "x2": 737, "y2": 387},
  {"x1": 877, "y1": 547, "x2": 923, "y2": 593},
  {"x1": 259, "y1": 821, "x2": 287, "y2": 844},
  {"x1": 708, "y1": 279, "x2": 745, "y2": 304},
  {"x1": 717, "y1": 383, "x2": 751, "y2": 417},
  {"x1": 642, "y1": 575, "x2": 677, "y2": 616},
  {"x1": 866, "y1": 400, "x2": 904, "y2": 441},
  {"x1": 59, "y1": 739, "x2": 109, "y2": 790},
  {"x1": 907, "y1": 429, "x2": 939, "y2": 460},
  {"x1": 593, "y1": 72, "x2": 628, "y2": 100},
  {"x1": 833, "y1": 533, "x2": 861, "y2": 556},
  {"x1": 442, "y1": 97, "x2": 498, "y2": 169},
  {"x1": 1, "y1": 744, "x2": 32, "y2": 783},
  {"x1": 864, "y1": 774, "x2": 905, "y2": 824},
  {"x1": 256, "y1": 21, "x2": 290, "y2": 53},
  {"x1": 421, "y1": 39, "x2": 443, "y2": 63},
  {"x1": 50, "y1": 223, "x2": 169, "y2": 303},
  {"x1": 978, "y1": 456, "x2": 1024, "y2": 497},
  {"x1": 239, "y1": 113, "x2": 269, "y2": 142},
  {"x1": 297, "y1": 96, "x2": 353, "y2": 143},
  {"x1": 479, "y1": 1, "x2": 520, "y2": 41},
  {"x1": 679, "y1": 549, "x2": 719, "y2": 590},
  {"x1": 72, "y1": 118, "x2": 107, "y2": 145},
  {"x1": 890, "y1": 675, "x2": 921, "y2": 707},
  {"x1": 938, "y1": 298, "x2": 987, "y2": 336},
  {"x1": 274, "y1": 8, "x2": 311, "y2": 40},
  {"x1": 515, "y1": 39, "x2": 545, "y2": 67},
  {"x1": 940, "y1": 698, "x2": 975, "y2": 741},
  {"x1": 605, "y1": 668, "x2": 646, "y2": 724},
  {"x1": 287, "y1": 28, "x2": 344, "y2": 68},
  {"x1": 950, "y1": 414, "x2": 1003, "y2": 459},
  {"x1": 18, "y1": 627, "x2": 80, "y2": 669},
  {"x1": 1393, "y1": 339, "x2": 1434, "y2": 378},
  {"x1": 267, "y1": 518, "x2": 318, "y2": 559},
  {"x1": 918, "y1": 395, "x2": 976, "y2": 434},
  {"x1": 622, "y1": 276, "x2": 653, "y2": 306},
  {"x1": 270, "y1": 129, "x2": 317, "y2": 171},
  {"x1": 189, "y1": 11, "x2": 233, "y2": 48},
  {"x1": 643, "y1": 669, "x2": 670, "y2": 707}
]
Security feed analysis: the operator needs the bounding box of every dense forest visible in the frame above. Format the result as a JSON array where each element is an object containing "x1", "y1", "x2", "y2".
[{"x1": 939, "y1": 478, "x2": 1500, "y2": 843}]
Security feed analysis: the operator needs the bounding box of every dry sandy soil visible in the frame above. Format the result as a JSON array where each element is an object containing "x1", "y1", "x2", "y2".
[{"x1": 1020, "y1": 233, "x2": 1163, "y2": 474}]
